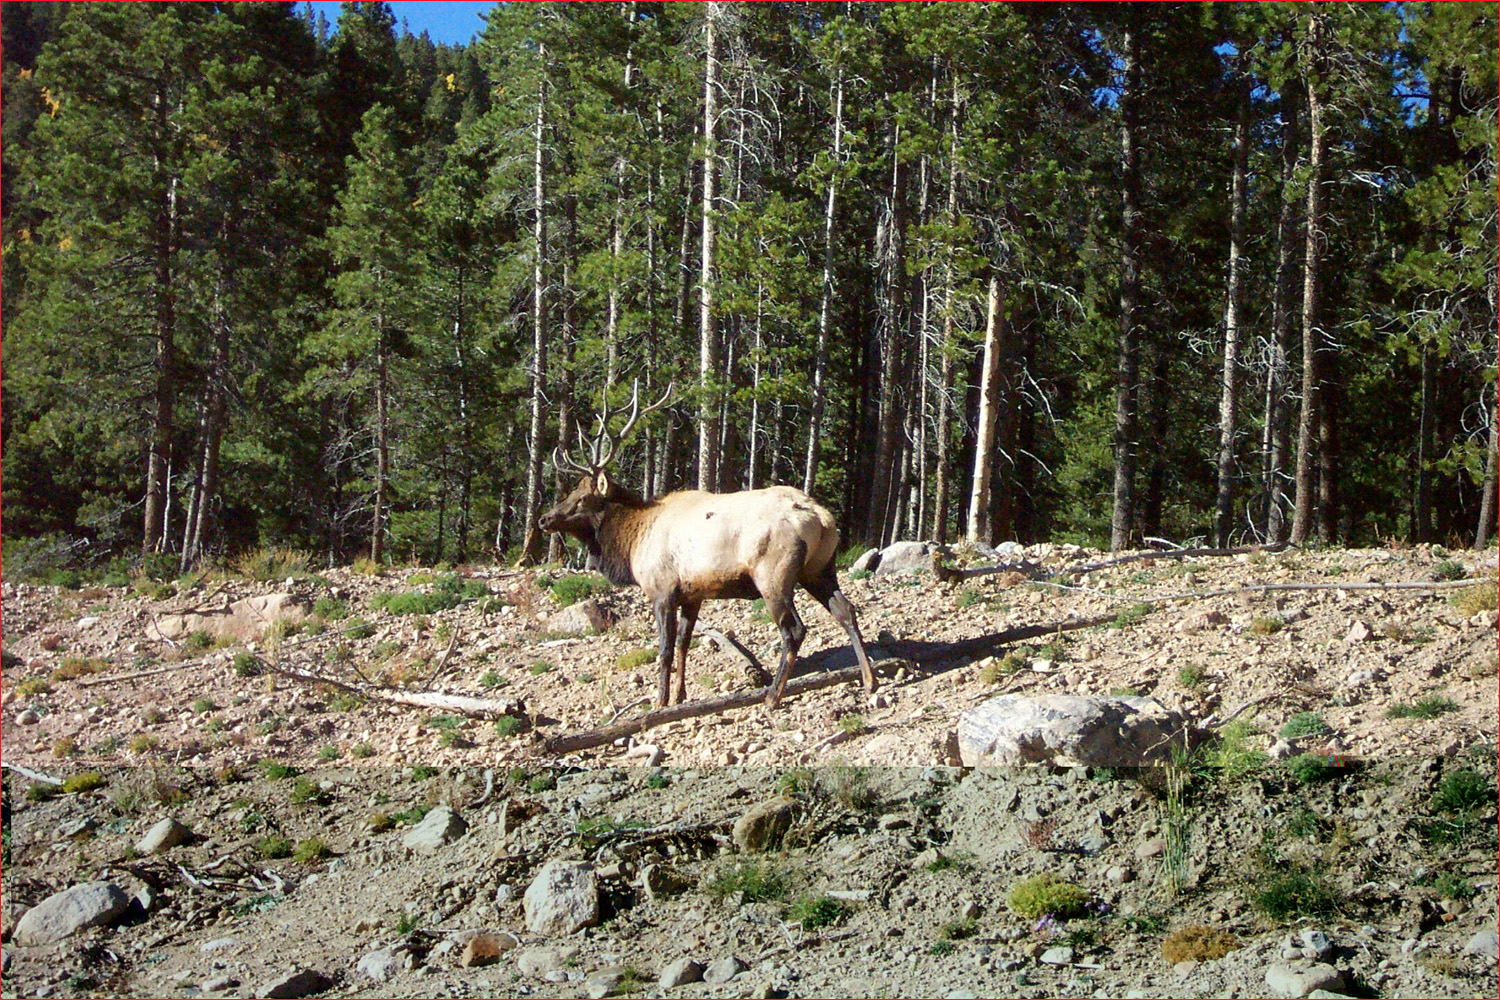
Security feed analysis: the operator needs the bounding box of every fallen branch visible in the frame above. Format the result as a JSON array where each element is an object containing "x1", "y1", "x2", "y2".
[
  {"x1": 1063, "y1": 542, "x2": 1289, "y2": 577},
  {"x1": 267, "y1": 663, "x2": 523, "y2": 720},
  {"x1": 77, "y1": 660, "x2": 208, "y2": 687},
  {"x1": 2, "y1": 762, "x2": 64, "y2": 785}
]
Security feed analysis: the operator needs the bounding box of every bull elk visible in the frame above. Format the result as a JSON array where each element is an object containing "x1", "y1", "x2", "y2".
[{"x1": 539, "y1": 381, "x2": 876, "y2": 710}]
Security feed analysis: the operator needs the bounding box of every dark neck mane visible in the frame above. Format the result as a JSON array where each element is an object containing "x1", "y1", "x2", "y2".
[{"x1": 591, "y1": 489, "x2": 654, "y2": 587}]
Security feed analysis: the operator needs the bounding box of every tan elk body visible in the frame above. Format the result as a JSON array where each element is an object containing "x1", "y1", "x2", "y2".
[{"x1": 539, "y1": 384, "x2": 875, "y2": 709}]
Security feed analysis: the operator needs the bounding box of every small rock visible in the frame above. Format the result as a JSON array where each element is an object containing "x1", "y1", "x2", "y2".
[
  {"x1": 1106, "y1": 865, "x2": 1135, "y2": 883},
  {"x1": 1, "y1": 949, "x2": 9, "y2": 974},
  {"x1": 256, "y1": 967, "x2": 335, "y2": 998},
  {"x1": 1306, "y1": 992, "x2": 1355, "y2": 999},
  {"x1": 1040, "y1": 946, "x2": 1074, "y2": 965},
  {"x1": 877, "y1": 813, "x2": 911, "y2": 831},
  {"x1": 642, "y1": 864, "x2": 688, "y2": 901},
  {"x1": 401, "y1": 805, "x2": 467, "y2": 853},
  {"x1": 200, "y1": 937, "x2": 239, "y2": 953},
  {"x1": 732, "y1": 798, "x2": 795, "y2": 854},
  {"x1": 1264, "y1": 962, "x2": 1344, "y2": 997},
  {"x1": 1, "y1": 898, "x2": 29, "y2": 942},
  {"x1": 1463, "y1": 927, "x2": 1499, "y2": 960},
  {"x1": 658, "y1": 958, "x2": 705, "y2": 990},
  {"x1": 201, "y1": 975, "x2": 238, "y2": 992},
  {"x1": 1299, "y1": 929, "x2": 1333, "y2": 960},
  {"x1": 76, "y1": 616, "x2": 100, "y2": 629},
  {"x1": 1270, "y1": 739, "x2": 1296, "y2": 761},
  {"x1": 356, "y1": 947, "x2": 405, "y2": 982},
  {"x1": 957, "y1": 900, "x2": 981, "y2": 921},
  {"x1": 524, "y1": 861, "x2": 600, "y2": 936},
  {"x1": 12, "y1": 881, "x2": 130, "y2": 945},
  {"x1": 459, "y1": 931, "x2": 518, "y2": 967},
  {"x1": 703, "y1": 956, "x2": 746, "y2": 983},
  {"x1": 1345, "y1": 621, "x2": 1372, "y2": 644},
  {"x1": 16, "y1": 709, "x2": 38, "y2": 725},
  {"x1": 1174, "y1": 960, "x2": 1198, "y2": 976},
  {"x1": 56, "y1": 817, "x2": 97, "y2": 840},
  {"x1": 517, "y1": 946, "x2": 580, "y2": 978},
  {"x1": 1136, "y1": 837, "x2": 1167, "y2": 859},
  {"x1": 137, "y1": 817, "x2": 193, "y2": 855}
]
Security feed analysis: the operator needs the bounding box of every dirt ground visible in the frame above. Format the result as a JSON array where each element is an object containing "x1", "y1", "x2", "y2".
[{"x1": 1, "y1": 542, "x2": 1496, "y2": 999}]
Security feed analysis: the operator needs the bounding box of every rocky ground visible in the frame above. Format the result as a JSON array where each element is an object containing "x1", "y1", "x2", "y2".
[
  {"x1": 1, "y1": 544, "x2": 1496, "y2": 772},
  {"x1": 0, "y1": 758, "x2": 1496, "y2": 999},
  {"x1": 2, "y1": 542, "x2": 1497, "y2": 998}
]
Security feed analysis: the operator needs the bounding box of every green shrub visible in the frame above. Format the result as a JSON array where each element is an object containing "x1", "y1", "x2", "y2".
[
  {"x1": 1432, "y1": 769, "x2": 1493, "y2": 813},
  {"x1": 1249, "y1": 615, "x2": 1284, "y2": 635},
  {"x1": 1199, "y1": 720, "x2": 1268, "y2": 779},
  {"x1": 190, "y1": 697, "x2": 218, "y2": 715},
  {"x1": 646, "y1": 771, "x2": 670, "y2": 790},
  {"x1": 528, "y1": 773, "x2": 557, "y2": 793},
  {"x1": 183, "y1": 630, "x2": 215, "y2": 652},
  {"x1": 529, "y1": 660, "x2": 553, "y2": 676},
  {"x1": 549, "y1": 573, "x2": 611, "y2": 607},
  {"x1": 289, "y1": 778, "x2": 326, "y2": 805},
  {"x1": 259, "y1": 760, "x2": 297, "y2": 781},
  {"x1": 351, "y1": 742, "x2": 374, "y2": 759},
  {"x1": 312, "y1": 596, "x2": 348, "y2": 621},
  {"x1": 1006, "y1": 874, "x2": 1089, "y2": 920},
  {"x1": 617, "y1": 647, "x2": 656, "y2": 671},
  {"x1": 343, "y1": 618, "x2": 374, "y2": 640},
  {"x1": 704, "y1": 860, "x2": 788, "y2": 903},
  {"x1": 1387, "y1": 696, "x2": 1460, "y2": 720},
  {"x1": 1279, "y1": 712, "x2": 1331, "y2": 740},
  {"x1": 479, "y1": 670, "x2": 507, "y2": 690},
  {"x1": 1109, "y1": 603, "x2": 1153, "y2": 629},
  {"x1": 1250, "y1": 869, "x2": 1340, "y2": 919},
  {"x1": 292, "y1": 837, "x2": 330, "y2": 863},
  {"x1": 317, "y1": 745, "x2": 341, "y2": 761},
  {"x1": 232, "y1": 652, "x2": 262, "y2": 677},
  {"x1": 16, "y1": 677, "x2": 52, "y2": 697},
  {"x1": 494, "y1": 715, "x2": 525, "y2": 738},
  {"x1": 938, "y1": 916, "x2": 978, "y2": 941},
  {"x1": 370, "y1": 590, "x2": 461, "y2": 616},
  {"x1": 1284, "y1": 754, "x2": 1337, "y2": 786},
  {"x1": 233, "y1": 547, "x2": 310, "y2": 581},
  {"x1": 1177, "y1": 663, "x2": 1204, "y2": 688},
  {"x1": 61, "y1": 771, "x2": 106, "y2": 794},
  {"x1": 257, "y1": 834, "x2": 293, "y2": 859},
  {"x1": 788, "y1": 895, "x2": 848, "y2": 930},
  {"x1": 1433, "y1": 559, "x2": 1468, "y2": 582}
]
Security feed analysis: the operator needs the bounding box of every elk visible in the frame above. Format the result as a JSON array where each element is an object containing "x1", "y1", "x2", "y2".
[{"x1": 539, "y1": 382, "x2": 876, "y2": 710}]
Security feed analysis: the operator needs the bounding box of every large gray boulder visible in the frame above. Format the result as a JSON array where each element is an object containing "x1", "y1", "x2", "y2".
[
  {"x1": 545, "y1": 599, "x2": 615, "y2": 636},
  {"x1": 150, "y1": 593, "x2": 310, "y2": 642},
  {"x1": 731, "y1": 798, "x2": 796, "y2": 854},
  {"x1": 871, "y1": 541, "x2": 939, "y2": 577},
  {"x1": 12, "y1": 881, "x2": 131, "y2": 945},
  {"x1": 957, "y1": 695, "x2": 1195, "y2": 767},
  {"x1": 400, "y1": 805, "x2": 467, "y2": 853},
  {"x1": 523, "y1": 861, "x2": 600, "y2": 936}
]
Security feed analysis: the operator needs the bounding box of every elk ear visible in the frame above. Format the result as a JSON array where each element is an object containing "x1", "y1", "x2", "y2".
[{"x1": 594, "y1": 470, "x2": 611, "y2": 495}]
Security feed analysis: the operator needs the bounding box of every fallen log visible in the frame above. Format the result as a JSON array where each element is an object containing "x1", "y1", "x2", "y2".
[
  {"x1": 268, "y1": 664, "x2": 524, "y2": 720},
  {"x1": 543, "y1": 613, "x2": 1118, "y2": 755},
  {"x1": 1063, "y1": 542, "x2": 1289, "y2": 576}
]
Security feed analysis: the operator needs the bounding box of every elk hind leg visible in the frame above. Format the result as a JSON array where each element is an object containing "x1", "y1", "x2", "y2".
[
  {"x1": 674, "y1": 600, "x2": 700, "y2": 705},
  {"x1": 758, "y1": 545, "x2": 809, "y2": 709},
  {"x1": 653, "y1": 594, "x2": 679, "y2": 710},
  {"x1": 804, "y1": 571, "x2": 877, "y2": 694}
]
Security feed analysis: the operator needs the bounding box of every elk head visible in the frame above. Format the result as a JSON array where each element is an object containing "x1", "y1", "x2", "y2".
[{"x1": 539, "y1": 379, "x2": 672, "y2": 536}]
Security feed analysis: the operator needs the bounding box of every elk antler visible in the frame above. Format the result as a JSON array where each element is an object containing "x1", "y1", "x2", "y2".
[{"x1": 597, "y1": 379, "x2": 675, "y2": 469}]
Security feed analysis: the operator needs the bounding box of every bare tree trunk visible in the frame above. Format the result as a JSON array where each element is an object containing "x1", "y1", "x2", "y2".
[
  {"x1": 604, "y1": 2, "x2": 636, "y2": 391},
  {"x1": 867, "y1": 126, "x2": 906, "y2": 547},
  {"x1": 520, "y1": 51, "x2": 550, "y2": 565},
  {"x1": 966, "y1": 275, "x2": 1004, "y2": 544},
  {"x1": 1414, "y1": 346, "x2": 1434, "y2": 542},
  {"x1": 803, "y1": 66, "x2": 844, "y2": 495},
  {"x1": 1290, "y1": 15, "x2": 1326, "y2": 546},
  {"x1": 1317, "y1": 344, "x2": 1339, "y2": 544},
  {"x1": 183, "y1": 269, "x2": 230, "y2": 568},
  {"x1": 1214, "y1": 70, "x2": 1251, "y2": 548},
  {"x1": 143, "y1": 96, "x2": 177, "y2": 554},
  {"x1": 1111, "y1": 27, "x2": 1142, "y2": 552},
  {"x1": 747, "y1": 283, "x2": 764, "y2": 490},
  {"x1": 1263, "y1": 80, "x2": 1301, "y2": 544},
  {"x1": 696, "y1": 1, "x2": 721, "y2": 493},
  {"x1": 372, "y1": 314, "x2": 389, "y2": 564},
  {"x1": 1476, "y1": 387, "x2": 1498, "y2": 549},
  {"x1": 550, "y1": 204, "x2": 578, "y2": 564},
  {"x1": 932, "y1": 76, "x2": 961, "y2": 545}
]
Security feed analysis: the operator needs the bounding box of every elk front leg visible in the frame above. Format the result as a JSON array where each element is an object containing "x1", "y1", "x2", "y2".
[
  {"x1": 653, "y1": 594, "x2": 679, "y2": 710},
  {"x1": 674, "y1": 600, "x2": 701, "y2": 705}
]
